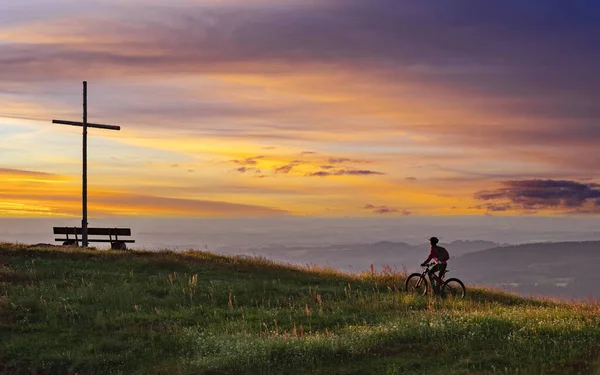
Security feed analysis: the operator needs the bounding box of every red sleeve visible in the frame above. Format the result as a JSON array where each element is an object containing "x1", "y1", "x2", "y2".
[{"x1": 423, "y1": 247, "x2": 434, "y2": 264}]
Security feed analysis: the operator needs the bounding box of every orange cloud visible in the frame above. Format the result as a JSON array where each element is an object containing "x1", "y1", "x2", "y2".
[{"x1": 0, "y1": 168, "x2": 287, "y2": 217}]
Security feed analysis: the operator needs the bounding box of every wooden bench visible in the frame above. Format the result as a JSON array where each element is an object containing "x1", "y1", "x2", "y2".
[{"x1": 53, "y1": 227, "x2": 135, "y2": 250}]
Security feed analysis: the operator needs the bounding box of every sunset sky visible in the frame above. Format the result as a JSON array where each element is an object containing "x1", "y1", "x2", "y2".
[{"x1": 1, "y1": 0, "x2": 600, "y2": 218}]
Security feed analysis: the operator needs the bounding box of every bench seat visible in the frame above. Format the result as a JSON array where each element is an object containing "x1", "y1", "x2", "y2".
[
  {"x1": 53, "y1": 227, "x2": 135, "y2": 250},
  {"x1": 54, "y1": 238, "x2": 135, "y2": 243}
]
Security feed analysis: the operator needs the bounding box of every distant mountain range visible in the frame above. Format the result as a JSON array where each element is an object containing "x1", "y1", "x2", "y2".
[
  {"x1": 216, "y1": 240, "x2": 501, "y2": 271},
  {"x1": 217, "y1": 240, "x2": 600, "y2": 300},
  {"x1": 451, "y1": 241, "x2": 600, "y2": 300}
]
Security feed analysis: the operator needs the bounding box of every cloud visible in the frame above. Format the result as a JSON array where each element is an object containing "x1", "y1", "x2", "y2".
[
  {"x1": 231, "y1": 156, "x2": 264, "y2": 166},
  {"x1": 3, "y1": 0, "x2": 600, "y2": 218},
  {"x1": 328, "y1": 158, "x2": 351, "y2": 164},
  {"x1": 275, "y1": 163, "x2": 296, "y2": 174},
  {"x1": 327, "y1": 157, "x2": 371, "y2": 164},
  {"x1": 0, "y1": 168, "x2": 55, "y2": 177},
  {"x1": 405, "y1": 177, "x2": 417, "y2": 181},
  {"x1": 301, "y1": 151, "x2": 317, "y2": 155},
  {"x1": 0, "y1": 168, "x2": 72, "y2": 184},
  {"x1": 307, "y1": 169, "x2": 384, "y2": 177},
  {"x1": 0, "y1": 166, "x2": 293, "y2": 217},
  {"x1": 3, "y1": 1, "x2": 600, "y2": 160},
  {"x1": 364, "y1": 204, "x2": 396, "y2": 214},
  {"x1": 0, "y1": 184, "x2": 289, "y2": 217},
  {"x1": 470, "y1": 203, "x2": 512, "y2": 212},
  {"x1": 99, "y1": 193, "x2": 288, "y2": 217},
  {"x1": 364, "y1": 204, "x2": 410, "y2": 215},
  {"x1": 233, "y1": 166, "x2": 261, "y2": 174},
  {"x1": 336, "y1": 169, "x2": 384, "y2": 176},
  {"x1": 307, "y1": 171, "x2": 330, "y2": 177},
  {"x1": 474, "y1": 179, "x2": 600, "y2": 212},
  {"x1": 272, "y1": 160, "x2": 308, "y2": 174}
]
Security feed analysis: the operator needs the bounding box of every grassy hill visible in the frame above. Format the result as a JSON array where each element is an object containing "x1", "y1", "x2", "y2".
[{"x1": 1, "y1": 243, "x2": 599, "y2": 375}]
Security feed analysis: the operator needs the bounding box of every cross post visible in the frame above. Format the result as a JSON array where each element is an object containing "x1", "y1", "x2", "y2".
[{"x1": 52, "y1": 81, "x2": 120, "y2": 247}]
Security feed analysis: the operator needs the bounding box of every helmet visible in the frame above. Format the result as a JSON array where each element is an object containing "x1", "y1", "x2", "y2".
[{"x1": 429, "y1": 237, "x2": 439, "y2": 244}]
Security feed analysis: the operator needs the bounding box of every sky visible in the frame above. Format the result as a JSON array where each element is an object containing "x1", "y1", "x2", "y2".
[{"x1": 1, "y1": 0, "x2": 600, "y2": 218}]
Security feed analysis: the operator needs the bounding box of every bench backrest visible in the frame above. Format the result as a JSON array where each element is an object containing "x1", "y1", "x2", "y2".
[{"x1": 53, "y1": 227, "x2": 131, "y2": 236}]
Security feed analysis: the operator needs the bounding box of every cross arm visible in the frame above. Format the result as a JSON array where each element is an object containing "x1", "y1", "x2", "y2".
[{"x1": 52, "y1": 119, "x2": 120, "y2": 131}]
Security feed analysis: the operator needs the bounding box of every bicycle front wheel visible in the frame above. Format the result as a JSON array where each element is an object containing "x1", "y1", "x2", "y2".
[
  {"x1": 405, "y1": 273, "x2": 428, "y2": 296},
  {"x1": 442, "y1": 278, "x2": 466, "y2": 299}
]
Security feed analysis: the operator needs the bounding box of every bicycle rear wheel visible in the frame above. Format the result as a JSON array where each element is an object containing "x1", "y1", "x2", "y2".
[
  {"x1": 442, "y1": 278, "x2": 466, "y2": 299},
  {"x1": 405, "y1": 273, "x2": 428, "y2": 296}
]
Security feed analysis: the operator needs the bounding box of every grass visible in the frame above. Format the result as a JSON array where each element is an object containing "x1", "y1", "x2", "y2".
[{"x1": 0, "y1": 242, "x2": 599, "y2": 374}]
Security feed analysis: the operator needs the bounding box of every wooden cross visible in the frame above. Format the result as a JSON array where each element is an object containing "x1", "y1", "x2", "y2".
[{"x1": 52, "y1": 81, "x2": 120, "y2": 247}]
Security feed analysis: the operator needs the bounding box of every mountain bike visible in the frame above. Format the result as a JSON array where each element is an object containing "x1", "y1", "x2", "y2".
[{"x1": 405, "y1": 263, "x2": 466, "y2": 298}]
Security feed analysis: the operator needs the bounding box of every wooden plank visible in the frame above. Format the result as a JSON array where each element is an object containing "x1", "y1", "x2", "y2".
[
  {"x1": 53, "y1": 227, "x2": 80, "y2": 235},
  {"x1": 88, "y1": 228, "x2": 131, "y2": 236},
  {"x1": 55, "y1": 238, "x2": 135, "y2": 243},
  {"x1": 52, "y1": 120, "x2": 120, "y2": 131},
  {"x1": 53, "y1": 227, "x2": 131, "y2": 236}
]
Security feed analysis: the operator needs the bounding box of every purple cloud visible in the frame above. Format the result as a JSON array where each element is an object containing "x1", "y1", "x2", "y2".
[
  {"x1": 374, "y1": 207, "x2": 398, "y2": 214},
  {"x1": 308, "y1": 171, "x2": 331, "y2": 177},
  {"x1": 327, "y1": 158, "x2": 371, "y2": 165},
  {"x1": 364, "y1": 204, "x2": 411, "y2": 215},
  {"x1": 232, "y1": 156, "x2": 264, "y2": 166},
  {"x1": 307, "y1": 169, "x2": 384, "y2": 177},
  {"x1": 336, "y1": 169, "x2": 384, "y2": 176},
  {"x1": 470, "y1": 203, "x2": 512, "y2": 212},
  {"x1": 474, "y1": 179, "x2": 600, "y2": 211},
  {"x1": 328, "y1": 158, "x2": 351, "y2": 164},
  {"x1": 233, "y1": 166, "x2": 261, "y2": 174},
  {"x1": 2, "y1": 0, "x2": 600, "y2": 179},
  {"x1": 275, "y1": 164, "x2": 295, "y2": 174}
]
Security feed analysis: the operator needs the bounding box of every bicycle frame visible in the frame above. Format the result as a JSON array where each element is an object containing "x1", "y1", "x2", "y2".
[
  {"x1": 421, "y1": 263, "x2": 445, "y2": 280},
  {"x1": 415, "y1": 264, "x2": 445, "y2": 291}
]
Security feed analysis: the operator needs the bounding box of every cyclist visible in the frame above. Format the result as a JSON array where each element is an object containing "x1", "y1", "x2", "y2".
[{"x1": 421, "y1": 237, "x2": 450, "y2": 292}]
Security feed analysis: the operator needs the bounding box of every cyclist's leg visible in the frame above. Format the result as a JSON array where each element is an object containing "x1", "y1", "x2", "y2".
[
  {"x1": 428, "y1": 264, "x2": 442, "y2": 292},
  {"x1": 438, "y1": 263, "x2": 447, "y2": 280}
]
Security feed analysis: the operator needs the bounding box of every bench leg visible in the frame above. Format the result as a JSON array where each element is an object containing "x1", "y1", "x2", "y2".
[
  {"x1": 63, "y1": 240, "x2": 79, "y2": 246},
  {"x1": 111, "y1": 241, "x2": 127, "y2": 250}
]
